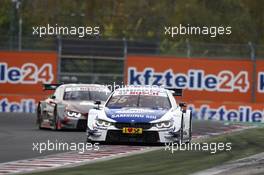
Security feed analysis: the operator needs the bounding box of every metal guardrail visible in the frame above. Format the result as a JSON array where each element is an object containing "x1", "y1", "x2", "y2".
[
  {"x1": 1, "y1": 36, "x2": 264, "y2": 58},
  {"x1": 0, "y1": 36, "x2": 263, "y2": 87}
]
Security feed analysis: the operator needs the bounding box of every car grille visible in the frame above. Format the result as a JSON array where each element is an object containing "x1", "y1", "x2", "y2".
[
  {"x1": 77, "y1": 119, "x2": 87, "y2": 130},
  {"x1": 106, "y1": 130, "x2": 159, "y2": 143},
  {"x1": 114, "y1": 122, "x2": 153, "y2": 129}
]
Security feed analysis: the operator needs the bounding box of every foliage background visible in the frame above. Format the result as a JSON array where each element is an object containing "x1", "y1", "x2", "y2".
[{"x1": 0, "y1": 0, "x2": 263, "y2": 44}]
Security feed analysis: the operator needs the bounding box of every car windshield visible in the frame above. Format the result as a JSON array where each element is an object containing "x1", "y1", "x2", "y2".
[
  {"x1": 90, "y1": 91, "x2": 110, "y2": 101},
  {"x1": 106, "y1": 94, "x2": 171, "y2": 109},
  {"x1": 63, "y1": 90, "x2": 110, "y2": 101}
]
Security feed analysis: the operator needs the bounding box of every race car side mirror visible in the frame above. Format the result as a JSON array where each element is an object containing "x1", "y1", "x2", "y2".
[
  {"x1": 50, "y1": 95, "x2": 56, "y2": 99},
  {"x1": 166, "y1": 88, "x2": 183, "y2": 96},
  {"x1": 179, "y1": 102, "x2": 186, "y2": 108},
  {"x1": 94, "y1": 101, "x2": 101, "y2": 105},
  {"x1": 94, "y1": 101, "x2": 101, "y2": 109}
]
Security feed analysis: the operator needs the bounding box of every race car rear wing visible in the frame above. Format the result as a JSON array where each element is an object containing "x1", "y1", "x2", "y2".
[
  {"x1": 43, "y1": 84, "x2": 62, "y2": 90},
  {"x1": 166, "y1": 88, "x2": 183, "y2": 96}
]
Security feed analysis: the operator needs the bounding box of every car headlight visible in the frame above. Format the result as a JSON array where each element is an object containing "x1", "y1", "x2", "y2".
[
  {"x1": 96, "y1": 119, "x2": 112, "y2": 127},
  {"x1": 66, "y1": 111, "x2": 81, "y2": 118},
  {"x1": 155, "y1": 121, "x2": 172, "y2": 128}
]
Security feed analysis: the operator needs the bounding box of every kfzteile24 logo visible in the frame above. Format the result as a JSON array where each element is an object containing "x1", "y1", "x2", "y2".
[
  {"x1": 0, "y1": 62, "x2": 54, "y2": 84},
  {"x1": 128, "y1": 67, "x2": 250, "y2": 93}
]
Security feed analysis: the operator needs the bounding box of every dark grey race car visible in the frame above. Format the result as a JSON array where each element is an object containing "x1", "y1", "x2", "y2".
[{"x1": 37, "y1": 84, "x2": 111, "y2": 130}]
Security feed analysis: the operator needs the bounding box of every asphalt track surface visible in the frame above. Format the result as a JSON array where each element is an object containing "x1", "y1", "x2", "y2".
[
  {"x1": 0, "y1": 113, "x2": 86, "y2": 163},
  {"x1": 0, "y1": 112, "x2": 233, "y2": 164}
]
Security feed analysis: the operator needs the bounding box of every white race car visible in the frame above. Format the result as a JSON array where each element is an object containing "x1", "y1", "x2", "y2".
[{"x1": 86, "y1": 86, "x2": 192, "y2": 144}]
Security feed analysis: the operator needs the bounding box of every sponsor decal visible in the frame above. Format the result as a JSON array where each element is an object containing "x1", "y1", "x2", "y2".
[
  {"x1": 0, "y1": 62, "x2": 53, "y2": 84},
  {"x1": 65, "y1": 87, "x2": 90, "y2": 92},
  {"x1": 114, "y1": 90, "x2": 166, "y2": 97},
  {"x1": 128, "y1": 67, "x2": 249, "y2": 93},
  {"x1": 188, "y1": 104, "x2": 263, "y2": 123},
  {"x1": 105, "y1": 108, "x2": 167, "y2": 122},
  {"x1": 114, "y1": 87, "x2": 168, "y2": 97},
  {"x1": 122, "y1": 127, "x2": 143, "y2": 134},
  {"x1": 256, "y1": 60, "x2": 264, "y2": 102},
  {"x1": 65, "y1": 86, "x2": 109, "y2": 92},
  {"x1": 0, "y1": 98, "x2": 36, "y2": 113},
  {"x1": 115, "y1": 109, "x2": 155, "y2": 113},
  {"x1": 125, "y1": 55, "x2": 256, "y2": 102},
  {"x1": 258, "y1": 72, "x2": 264, "y2": 93},
  {"x1": 0, "y1": 51, "x2": 57, "y2": 113},
  {"x1": 110, "y1": 113, "x2": 157, "y2": 119}
]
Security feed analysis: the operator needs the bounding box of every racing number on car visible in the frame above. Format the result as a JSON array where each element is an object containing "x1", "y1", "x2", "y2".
[
  {"x1": 108, "y1": 96, "x2": 128, "y2": 104},
  {"x1": 122, "y1": 127, "x2": 143, "y2": 134}
]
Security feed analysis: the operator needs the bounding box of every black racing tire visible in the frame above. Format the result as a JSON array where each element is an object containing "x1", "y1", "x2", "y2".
[
  {"x1": 86, "y1": 138, "x2": 93, "y2": 143},
  {"x1": 37, "y1": 103, "x2": 43, "y2": 130},
  {"x1": 188, "y1": 111, "x2": 193, "y2": 142},
  {"x1": 178, "y1": 114, "x2": 184, "y2": 143},
  {"x1": 51, "y1": 105, "x2": 58, "y2": 131}
]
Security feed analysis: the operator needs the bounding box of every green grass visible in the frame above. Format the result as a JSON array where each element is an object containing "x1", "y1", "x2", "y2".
[{"x1": 29, "y1": 127, "x2": 264, "y2": 175}]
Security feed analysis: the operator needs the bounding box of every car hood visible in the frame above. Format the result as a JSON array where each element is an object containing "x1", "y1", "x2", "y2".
[
  {"x1": 63, "y1": 101, "x2": 102, "y2": 113},
  {"x1": 104, "y1": 108, "x2": 168, "y2": 123}
]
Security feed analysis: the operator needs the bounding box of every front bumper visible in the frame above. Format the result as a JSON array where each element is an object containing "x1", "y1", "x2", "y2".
[
  {"x1": 87, "y1": 126, "x2": 181, "y2": 143},
  {"x1": 58, "y1": 117, "x2": 87, "y2": 130}
]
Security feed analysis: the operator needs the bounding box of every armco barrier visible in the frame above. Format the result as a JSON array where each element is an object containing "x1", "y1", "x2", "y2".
[{"x1": 0, "y1": 51, "x2": 57, "y2": 112}]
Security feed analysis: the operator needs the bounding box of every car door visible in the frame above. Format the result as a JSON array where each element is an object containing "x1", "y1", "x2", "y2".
[{"x1": 45, "y1": 86, "x2": 63, "y2": 121}]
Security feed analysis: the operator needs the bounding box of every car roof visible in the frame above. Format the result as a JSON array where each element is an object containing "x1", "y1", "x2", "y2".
[
  {"x1": 59, "y1": 84, "x2": 110, "y2": 90},
  {"x1": 115, "y1": 85, "x2": 169, "y2": 93}
]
